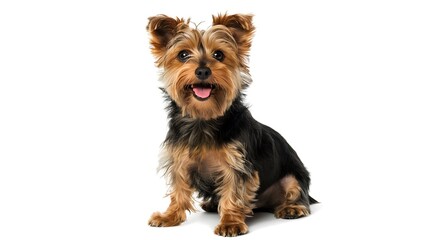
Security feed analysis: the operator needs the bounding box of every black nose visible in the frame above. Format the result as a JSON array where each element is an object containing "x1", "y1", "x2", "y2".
[{"x1": 195, "y1": 67, "x2": 211, "y2": 80}]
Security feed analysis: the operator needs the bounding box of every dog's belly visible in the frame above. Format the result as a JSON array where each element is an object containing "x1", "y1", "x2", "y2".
[{"x1": 189, "y1": 162, "x2": 218, "y2": 199}]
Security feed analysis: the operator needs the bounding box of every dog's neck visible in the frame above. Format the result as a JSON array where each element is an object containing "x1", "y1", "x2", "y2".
[{"x1": 163, "y1": 93, "x2": 249, "y2": 149}]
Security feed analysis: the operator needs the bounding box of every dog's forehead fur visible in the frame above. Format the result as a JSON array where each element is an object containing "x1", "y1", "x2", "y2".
[
  {"x1": 168, "y1": 25, "x2": 237, "y2": 47},
  {"x1": 165, "y1": 25, "x2": 239, "y2": 63}
]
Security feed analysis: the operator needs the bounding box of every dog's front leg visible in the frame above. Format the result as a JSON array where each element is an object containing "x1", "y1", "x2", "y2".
[
  {"x1": 214, "y1": 170, "x2": 259, "y2": 237},
  {"x1": 148, "y1": 174, "x2": 194, "y2": 227},
  {"x1": 215, "y1": 190, "x2": 248, "y2": 236},
  {"x1": 148, "y1": 151, "x2": 194, "y2": 227}
]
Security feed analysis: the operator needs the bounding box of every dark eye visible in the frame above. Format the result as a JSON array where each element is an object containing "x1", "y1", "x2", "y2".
[
  {"x1": 178, "y1": 50, "x2": 191, "y2": 62},
  {"x1": 212, "y1": 50, "x2": 224, "y2": 62}
]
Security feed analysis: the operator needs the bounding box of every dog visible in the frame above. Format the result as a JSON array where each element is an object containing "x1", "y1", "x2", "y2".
[{"x1": 146, "y1": 13, "x2": 317, "y2": 237}]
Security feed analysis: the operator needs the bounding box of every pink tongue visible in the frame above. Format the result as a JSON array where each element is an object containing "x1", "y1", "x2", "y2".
[{"x1": 193, "y1": 86, "x2": 211, "y2": 98}]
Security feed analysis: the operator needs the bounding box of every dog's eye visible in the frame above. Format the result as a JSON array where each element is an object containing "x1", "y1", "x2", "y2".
[
  {"x1": 178, "y1": 50, "x2": 191, "y2": 62},
  {"x1": 212, "y1": 50, "x2": 224, "y2": 62}
]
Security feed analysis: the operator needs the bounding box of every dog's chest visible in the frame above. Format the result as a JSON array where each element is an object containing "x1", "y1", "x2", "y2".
[
  {"x1": 192, "y1": 148, "x2": 226, "y2": 178},
  {"x1": 188, "y1": 148, "x2": 229, "y2": 195}
]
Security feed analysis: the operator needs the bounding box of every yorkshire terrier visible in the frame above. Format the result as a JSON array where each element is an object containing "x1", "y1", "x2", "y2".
[{"x1": 146, "y1": 13, "x2": 317, "y2": 237}]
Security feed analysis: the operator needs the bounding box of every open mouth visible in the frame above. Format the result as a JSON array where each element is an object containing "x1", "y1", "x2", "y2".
[{"x1": 187, "y1": 83, "x2": 216, "y2": 101}]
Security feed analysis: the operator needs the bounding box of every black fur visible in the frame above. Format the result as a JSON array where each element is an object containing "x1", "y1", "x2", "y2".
[{"x1": 163, "y1": 92, "x2": 316, "y2": 211}]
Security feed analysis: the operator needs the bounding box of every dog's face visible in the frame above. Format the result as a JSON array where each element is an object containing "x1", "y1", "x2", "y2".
[{"x1": 147, "y1": 14, "x2": 254, "y2": 120}]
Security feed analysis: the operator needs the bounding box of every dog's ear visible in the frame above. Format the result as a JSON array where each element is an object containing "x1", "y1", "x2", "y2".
[
  {"x1": 147, "y1": 15, "x2": 189, "y2": 59},
  {"x1": 212, "y1": 13, "x2": 255, "y2": 56}
]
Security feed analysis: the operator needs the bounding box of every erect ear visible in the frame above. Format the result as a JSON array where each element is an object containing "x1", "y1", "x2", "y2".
[
  {"x1": 212, "y1": 13, "x2": 255, "y2": 56},
  {"x1": 146, "y1": 15, "x2": 189, "y2": 59}
]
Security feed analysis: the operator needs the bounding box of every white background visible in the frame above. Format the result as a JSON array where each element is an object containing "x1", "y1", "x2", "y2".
[{"x1": 1, "y1": 0, "x2": 429, "y2": 239}]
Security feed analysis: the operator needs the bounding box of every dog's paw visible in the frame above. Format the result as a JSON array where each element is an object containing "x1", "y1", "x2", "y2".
[
  {"x1": 214, "y1": 222, "x2": 248, "y2": 237},
  {"x1": 274, "y1": 204, "x2": 310, "y2": 219},
  {"x1": 148, "y1": 211, "x2": 185, "y2": 227}
]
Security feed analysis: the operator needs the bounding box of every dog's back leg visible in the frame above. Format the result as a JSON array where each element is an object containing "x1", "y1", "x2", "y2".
[{"x1": 273, "y1": 175, "x2": 311, "y2": 219}]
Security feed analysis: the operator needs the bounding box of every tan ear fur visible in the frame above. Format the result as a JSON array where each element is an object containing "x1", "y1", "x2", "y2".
[
  {"x1": 147, "y1": 15, "x2": 189, "y2": 59},
  {"x1": 212, "y1": 14, "x2": 255, "y2": 57}
]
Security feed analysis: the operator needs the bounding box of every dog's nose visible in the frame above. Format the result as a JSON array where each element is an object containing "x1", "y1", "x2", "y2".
[{"x1": 195, "y1": 67, "x2": 211, "y2": 80}]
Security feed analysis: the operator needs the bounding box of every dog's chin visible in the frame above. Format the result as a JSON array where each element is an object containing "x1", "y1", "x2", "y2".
[{"x1": 177, "y1": 84, "x2": 228, "y2": 120}]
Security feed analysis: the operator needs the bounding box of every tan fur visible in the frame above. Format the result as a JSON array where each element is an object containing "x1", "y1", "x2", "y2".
[
  {"x1": 147, "y1": 14, "x2": 253, "y2": 120},
  {"x1": 282, "y1": 175, "x2": 302, "y2": 202},
  {"x1": 146, "y1": 13, "x2": 313, "y2": 237},
  {"x1": 148, "y1": 145, "x2": 195, "y2": 227},
  {"x1": 152, "y1": 141, "x2": 259, "y2": 233},
  {"x1": 214, "y1": 170, "x2": 259, "y2": 236},
  {"x1": 146, "y1": 15, "x2": 190, "y2": 65},
  {"x1": 212, "y1": 14, "x2": 255, "y2": 69},
  {"x1": 274, "y1": 175, "x2": 310, "y2": 219}
]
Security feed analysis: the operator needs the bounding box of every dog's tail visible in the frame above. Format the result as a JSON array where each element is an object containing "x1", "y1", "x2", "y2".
[{"x1": 309, "y1": 196, "x2": 319, "y2": 204}]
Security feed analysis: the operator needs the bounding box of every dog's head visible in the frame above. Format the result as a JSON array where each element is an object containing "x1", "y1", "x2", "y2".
[{"x1": 147, "y1": 14, "x2": 254, "y2": 120}]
